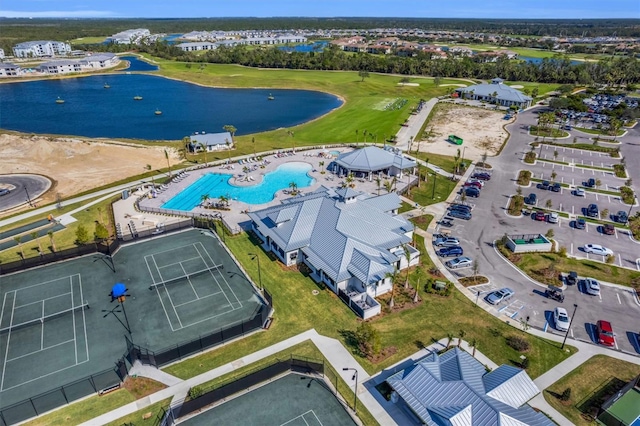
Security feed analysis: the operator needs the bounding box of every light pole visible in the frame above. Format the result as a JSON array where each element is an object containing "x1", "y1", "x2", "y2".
[
  {"x1": 248, "y1": 252, "x2": 262, "y2": 291},
  {"x1": 627, "y1": 195, "x2": 637, "y2": 221},
  {"x1": 561, "y1": 304, "x2": 578, "y2": 350},
  {"x1": 342, "y1": 367, "x2": 358, "y2": 414},
  {"x1": 461, "y1": 146, "x2": 467, "y2": 169}
]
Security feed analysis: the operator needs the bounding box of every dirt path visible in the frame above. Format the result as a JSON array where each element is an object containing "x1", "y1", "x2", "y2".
[{"x1": 0, "y1": 134, "x2": 181, "y2": 206}]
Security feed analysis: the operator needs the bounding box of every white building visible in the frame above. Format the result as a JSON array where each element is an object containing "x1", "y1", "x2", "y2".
[
  {"x1": 187, "y1": 132, "x2": 233, "y2": 152},
  {"x1": 80, "y1": 53, "x2": 120, "y2": 69},
  {"x1": 0, "y1": 48, "x2": 5, "y2": 59},
  {"x1": 176, "y1": 42, "x2": 217, "y2": 52},
  {"x1": 12, "y1": 40, "x2": 71, "y2": 58},
  {"x1": 36, "y1": 54, "x2": 119, "y2": 75},
  {"x1": 37, "y1": 60, "x2": 82, "y2": 74},
  {"x1": 108, "y1": 29, "x2": 150, "y2": 45},
  {"x1": 0, "y1": 63, "x2": 20, "y2": 77}
]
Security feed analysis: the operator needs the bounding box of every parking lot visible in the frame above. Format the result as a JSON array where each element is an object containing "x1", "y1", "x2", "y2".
[{"x1": 430, "y1": 105, "x2": 640, "y2": 356}]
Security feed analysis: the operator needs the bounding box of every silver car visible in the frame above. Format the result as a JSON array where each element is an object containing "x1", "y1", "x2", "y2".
[
  {"x1": 485, "y1": 288, "x2": 514, "y2": 305},
  {"x1": 434, "y1": 237, "x2": 460, "y2": 247}
]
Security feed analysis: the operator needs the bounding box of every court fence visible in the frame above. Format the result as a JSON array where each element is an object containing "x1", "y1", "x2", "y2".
[
  {"x1": 595, "y1": 374, "x2": 640, "y2": 426},
  {"x1": 158, "y1": 355, "x2": 327, "y2": 426},
  {"x1": 0, "y1": 358, "x2": 128, "y2": 426},
  {"x1": 126, "y1": 289, "x2": 273, "y2": 369}
]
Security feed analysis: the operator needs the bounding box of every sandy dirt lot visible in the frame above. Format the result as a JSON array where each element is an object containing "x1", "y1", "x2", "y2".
[
  {"x1": 414, "y1": 104, "x2": 509, "y2": 161},
  {"x1": 0, "y1": 134, "x2": 180, "y2": 205}
]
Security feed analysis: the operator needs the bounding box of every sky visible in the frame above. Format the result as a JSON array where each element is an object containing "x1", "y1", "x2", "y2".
[{"x1": 0, "y1": 0, "x2": 638, "y2": 19}]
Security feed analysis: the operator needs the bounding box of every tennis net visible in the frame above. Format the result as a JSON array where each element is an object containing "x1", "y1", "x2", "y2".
[
  {"x1": 148, "y1": 264, "x2": 224, "y2": 290},
  {"x1": 0, "y1": 303, "x2": 89, "y2": 335}
]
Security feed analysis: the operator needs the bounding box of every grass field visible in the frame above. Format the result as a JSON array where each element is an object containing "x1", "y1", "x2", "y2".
[
  {"x1": 162, "y1": 230, "x2": 575, "y2": 381},
  {"x1": 70, "y1": 36, "x2": 107, "y2": 45},
  {"x1": 544, "y1": 355, "x2": 640, "y2": 426},
  {"x1": 404, "y1": 172, "x2": 457, "y2": 206}
]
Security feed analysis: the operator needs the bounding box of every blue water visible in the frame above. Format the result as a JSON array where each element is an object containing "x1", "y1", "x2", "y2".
[
  {"x1": 518, "y1": 56, "x2": 582, "y2": 66},
  {"x1": 121, "y1": 55, "x2": 159, "y2": 71},
  {"x1": 162, "y1": 162, "x2": 314, "y2": 208},
  {"x1": 0, "y1": 74, "x2": 342, "y2": 140},
  {"x1": 278, "y1": 41, "x2": 328, "y2": 53},
  {"x1": 159, "y1": 34, "x2": 183, "y2": 45}
]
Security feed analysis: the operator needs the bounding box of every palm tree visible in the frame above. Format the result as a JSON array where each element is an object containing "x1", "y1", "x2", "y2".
[
  {"x1": 31, "y1": 231, "x2": 42, "y2": 254},
  {"x1": 416, "y1": 162, "x2": 421, "y2": 188},
  {"x1": 553, "y1": 150, "x2": 559, "y2": 161},
  {"x1": 252, "y1": 137, "x2": 256, "y2": 158},
  {"x1": 355, "y1": 129, "x2": 358, "y2": 142},
  {"x1": 384, "y1": 180, "x2": 393, "y2": 193},
  {"x1": 446, "y1": 332, "x2": 455, "y2": 349},
  {"x1": 199, "y1": 142, "x2": 208, "y2": 166},
  {"x1": 391, "y1": 176, "x2": 398, "y2": 192},
  {"x1": 403, "y1": 244, "x2": 412, "y2": 289},
  {"x1": 145, "y1": 164, "x2": 155, "y2": 188},
  {"x1": 218, "y1": 194, "x2": 229, "y2": 208},
  {"x1": 225, "y1": 139, "x2": 232, "y2": 163},
  {"x1": 386, "y1": 266, "x2": 398, "y2": 308},
  {"x1": 48, "y1": 230, "x2": 56, "y2": 252},
  {"x1": 413, "y1": 268, "x2": 422, "y2": 303},
  {"x1": 164, "y1": 149, "x2": 172, "y2": 178},
  {"x1": 287, "y1": 130, "x2": 296, "y2": 152},
  {"x1": 319, "y1": 161, "x2": 325, "y2": 173},
  {"x1": 345, "y1": 173, "x2": 355, "y2": 188},
  {"x1": 289, "y1": 181, "x2": 298, "y2": 195},
  {"x1": 375, "y1": 176, "x2": 382, "y2": 195},
  {"x1": 470, "y1": 338, "x2": 478, "y2": 357},
  {"x1": 14, "y1": 236, "x2": 24, "y2": 259},
  {"x1": 222, "y1": 125, "x2": 237, "y2": 139},
  {"x1": 458, "y1": 330, "x2": 466, "y2": 348},
  {"x1": 200, "y1": 194, "x2": 210, "y2": 207}
]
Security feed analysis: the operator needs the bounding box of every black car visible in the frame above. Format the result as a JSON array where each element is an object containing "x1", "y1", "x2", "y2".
[
  {"x1": 524, "y1": 193, "x2": 537, "y2": 205},
  {"x1": 586, "y1": 203, "x2": 599, "y2": 218},
  {"x1": 575, "y1": 217, "x2": 586, "y2": 229},
  {"x1": 585, "y1": 178, "x2": 596, "y2": 188},
  {"x1": 536, "y1": 180, "x2": 550, "y2": 190},
  {"x1": 551, "y1": 183, "x2": 561, "y2": 192},
  {"x1": 614, "y1": 211, "x2": 629, "y2": 224},
  {"x1": 472, "y1": 172, "x2": 491, "y2": 181},
  {"x1": 448, "y1": 209, "x2": 472, "y2": 220},
  {"x1": 565, "y1": 271, "x2": 578, "y2": 286},
  {"x1": 438, "y1": 246, "x2": 464, "y2": 257},
  {"x1": 464, "y1": 187, "x2": 480, "y2": 198},
  {"x1": 449, "y1": 204, "x2": 472, "y2": 214}
]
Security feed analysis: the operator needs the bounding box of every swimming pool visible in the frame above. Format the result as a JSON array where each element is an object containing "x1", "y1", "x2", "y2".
[{"x1": 162, "y1": 162, "x2": 314, "y2": 209}]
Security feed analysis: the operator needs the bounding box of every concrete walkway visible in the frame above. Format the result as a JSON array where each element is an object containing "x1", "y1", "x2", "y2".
[
  {"x1": 394, "y1": 98, "x2": 438, "y2": 152},
  {"x1": 80, "y1": 329, "x2": 394, "y2": 426}
]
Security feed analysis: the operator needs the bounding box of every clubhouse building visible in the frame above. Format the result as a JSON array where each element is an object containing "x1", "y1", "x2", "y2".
[
  {"x1": 455, "y1": 78, "x2": 533, "y2": 109},
  {"x1": 248, "y1": 186, "x2": 419, "y2": 319},
  {"x1": 333, "y1": 146, "x2": 417, "y2": 180}
]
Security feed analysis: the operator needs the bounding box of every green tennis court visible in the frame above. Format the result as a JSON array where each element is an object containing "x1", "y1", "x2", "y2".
[
  {"x1": 0, "y1": 229, "x2": 264, "y2": 415},
  {"x1": 605, "y1": 388, "x2": 640, "y2": 426},
  {"x1": 178, "y1": 373, "x2": 356, "y2": 426}
]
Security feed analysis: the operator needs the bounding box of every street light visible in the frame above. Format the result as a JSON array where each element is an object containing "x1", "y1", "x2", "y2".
[
  {"x1": 342, "y1": 367, "x2": 358, "y2": 414},
  {"x1": 561, "y1": 304, "x2": 578, "y2": 350},
  {"x1": 248, "y1": 252, "x2": 262, "y2": 291},
  {"x1": 627, "y1": 195, "x2": 637, "y2": 222}
]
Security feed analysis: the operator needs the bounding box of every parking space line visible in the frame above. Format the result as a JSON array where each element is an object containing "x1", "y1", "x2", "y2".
[
  {"x1": 570, "y1": 329, "x2": 574, "y2": 338},
  {"x1": 618, "y1": 253, "x2": 622, "y2": 266},
  {"x1": 614, "y1": 228, "x2": 618, "y2": 239},
  {"x1": 617, "y1": 293, "x2": 621, "y2": 304},
  {"x1": 570, "y1": 243, "x2": 574, "y2": 254}
]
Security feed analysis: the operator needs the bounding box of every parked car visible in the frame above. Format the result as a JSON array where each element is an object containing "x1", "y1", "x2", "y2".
[
  {"x1": 548, "y1": 212, "x2": 559, "y2": 224},
  {"x1": 585, "y1": 178, "x2": 596, "y2": 188},
  {"x1": 534, "y1": 211, "x2": 546, "y2": 221},
  {"x1": 584, "y1": 278, "x2": 601, "y2": 296},
  {"x1": 546, "y1": 285, "x2": 565, "y2": 302},
  {"x1": 467, "y1": 178, "x2": 485, "y2": 187},
  {"x1": 614, "y1": 211, "x2": 628, "y2": 224},
  {"x1": 575, "y1": 217, "x2": 586, "y2": 230},
  {"x1": 536, "y1": 181, "x2": 551, "y2": 190},
  {"x1": 445, "y1": 256, "x2": 473, "y2": 269},
  {"x1": 603, "y1": 224, "x2": 615, "y2": 235},
  {"x1": 574, "y1": 188, "x2": 586, "y2": 197},
  {"x1": 596, "y1": 320, "x2": 615, "y2": 346},
  {"x1": 586, "y1": 204, "x2": 599, "y2": 218},
  {"x1": 524, "y1": 193, "x2": 537, "y2": 205},
  {"x1": 464, "y1": 181, "x2": 482, "y2": 190},
  {"x1": 554, "y1": 307, "x2": 571, "y2": 332},
  {"x1": 485, "y1": 288, "x2": 514, "y2": 305},
  {"x1": 438, "y1": 246, "x2": 464, "y2": 257},
  {"x1": 449, "y1": 203, "x2": 472, "y2": 212},
  {"x1": 472, "y1": 172, "x2": 491, "y2": 181},
  {"x1": 464, "y1": 187, "x2": 480, "y2": 198},
  {"x1": 434, "y1": 237, "x2": 460, "y2": 247},
  {"x1": 584, "y1": 244, "x2": 613, "y2": 256},
  {"x1": 565, "y1": 271, "x2": 578, "y2": 286},
  {"x1": 0, "y1": 188, "x2": 9, "y2": 196},
  {"x1": 551, "y1": 183, "x2": 561, "y2": 192},
  {"x1": 448, "y1": 209, "x2": 472, "y2": 220}
]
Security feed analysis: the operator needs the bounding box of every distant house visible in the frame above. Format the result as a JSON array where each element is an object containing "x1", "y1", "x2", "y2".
[
  {"x1": 80, "y1": 53, "x2": 119, "y2": 69},
  {"x1": 108, "y1": 29, "x2": 150, "y2": 45},
  {"x1": 176, "y1": 42, "x2": 217, "y2": 52},
  {"x1": 0, "y1": 63, "x2": 20, "y2": 77},
  {"x1": 13, "y1": 40, "x2": 71, "y2": 58},
  {"x1": 36, "y1": 54, "x2": 119, "y2": 75},
  {"x1": 455, "y1": 78, "x2": 533, "y2": 109},
  {"x1": 0, "y1": 48, "x2": 5, "y2": 59},
  {"x1": 37, "y1": 60, "x2": 82, "y2": 74},
  {"x1": 187, "y1": 132, "x2": 233, "y2": 152},
  {"x1": 248, "y1": 187, "x2": 419, "y2": 319},
  {"x1": 334, "y1": 146, "x2": 417, "y2": 180},
  {"x1": 387, "y1": 347, "x2": 553, "y2": 425}
]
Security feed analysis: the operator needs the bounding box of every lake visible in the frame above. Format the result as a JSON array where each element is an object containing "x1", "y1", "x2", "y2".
[{"x1": 0, "y1": 74, "x2": 342, "y2": 140}]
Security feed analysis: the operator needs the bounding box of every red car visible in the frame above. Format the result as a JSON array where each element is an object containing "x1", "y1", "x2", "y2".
[
  {"x1": 534, "y1": 211, "x2": 546, "y2": 221},
  {"x1": 464, "y1": 181, "x2": 482, "y2": 189},
  {"x1": 603, "y1": 224, "x2": 615, "y2": 235},
  {"x1": 596, "y1": 320, "x2": 615, "y2": 346}
]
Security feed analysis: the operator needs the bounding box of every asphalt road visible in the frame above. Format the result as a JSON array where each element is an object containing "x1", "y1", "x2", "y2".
[
  {"x1": 434, "y1": 107, "x2": 640, "y2": 355},
  {"x1": 0, "y1": 174, "x2": 51, "y2": 212}
]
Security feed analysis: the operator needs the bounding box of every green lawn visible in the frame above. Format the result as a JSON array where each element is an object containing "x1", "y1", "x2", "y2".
[
  {"x1": 573, "y1": 126, "x2": 625, "y2": 137},
  {"x1": 163, "y1": 231, "x2": 575, "y2": 381},
  {"x1": 530, "y1": 126, "x2": 569, "y2": 138},
  {"x1": 105, "y1": 398, "x2": 172, "y2": 426},
  {"x1": 544, "y1": 355, "x2": 640, "y2": 426},
  {"x1": 404, "y1": 172, "x2": 457, "y2": 206},
  {"x1": 502, "y1": 250, "x2": 640, "y2": 287},
  {"x1": 70, "y1": 36, "x2": 108, "y2": 45},
  {"x1": 149, "y1": 58, "x2": 454, "y2": 153},
  {"x1": 409, "y1": 214, "x2": 434, "y2": 231}
]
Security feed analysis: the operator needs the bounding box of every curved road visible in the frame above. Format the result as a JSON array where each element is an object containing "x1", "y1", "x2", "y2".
[{"x1": 0, "y1": 174, "x2": 51, "y2": 212}]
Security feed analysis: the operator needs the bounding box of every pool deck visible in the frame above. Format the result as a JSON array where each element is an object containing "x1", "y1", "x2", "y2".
[{"x1": 115, "y1": 148, "x2": 413, "y2": 235}]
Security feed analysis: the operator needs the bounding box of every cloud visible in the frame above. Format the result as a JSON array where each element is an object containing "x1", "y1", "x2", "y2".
[{"x1": 0, "y1": 10, "x2": 117, "y2": 18}]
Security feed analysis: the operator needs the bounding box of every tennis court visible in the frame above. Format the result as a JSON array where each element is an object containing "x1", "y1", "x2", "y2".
[
  {"x1": 177, "y1": 373, "x2": 356, "y2": 426},
  {"x1": 0, "y1": 229, "x2": 265, "y2": 414}
]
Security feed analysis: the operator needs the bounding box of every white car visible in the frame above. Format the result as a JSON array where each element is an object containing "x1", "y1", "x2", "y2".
[
  {"x1": 445, "y1": 256, "x2": 473, "y2": 269},
  {"x1": 584, "y1": 278, "x2": 601, "y2": 296},
  {"x1": 574, "y1": 188, "x2": 586, "y2": 197},
  {"x1": 548, "y1": 212, "x2": 559, "y2": 224},
  {"x1": 554, "y1": 307, "x2": 571, "y2": 332},
  {"x1": 584, "y1": 244, "x2": 613, "y2": 256}
]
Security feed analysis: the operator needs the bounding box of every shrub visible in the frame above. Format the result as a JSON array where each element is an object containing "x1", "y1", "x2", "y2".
[
  {"x1": 561, "y1": 387, "x2": 572, "y2": 402},
  {"x1": 606, "y1": 254, "x2": 615, "y2": 264},
  {"x1": 524, "y1": 152, "x2": 537, "y2": 164},
  {"x1": 75, "y1": 225, "x2": 91, "y2": 245},
  {"x1": 506, "y1": 335, "x2": 530, "y2": 352},
  {"x1": 621, "y1": 186, "x2": 635, "y2": 205},
  {"x1": 545, "y1": 229, "x2": 554, "y2": 239},
  {"x1": 94, "y1": 222, "x2": 109, "y2": 241},
  {"x1": 189, "y1": 385, "x2": 204, "y2": 400},
  {"x1": 520, "y1": 357, "x2": 530, "y2": 369},
  {"x1": 517, "y1": 170, "x2": 532, "y2": 186},
  {"x1": 613, "y1": 164, "x2": 626, "y2": 178},
  {"x1": 558, "y1": 246, "x2": 567, "y2": 257},
  {"x1": 355, "y1": 322, "x2": 382, "y2": 357},
  {"x1": 508, "y1": 195, "x2": 524, "y2": 216}
]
